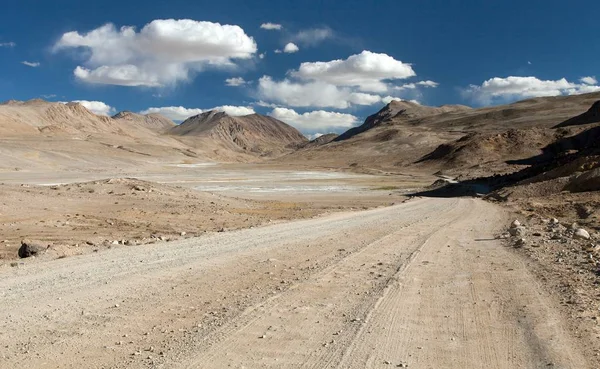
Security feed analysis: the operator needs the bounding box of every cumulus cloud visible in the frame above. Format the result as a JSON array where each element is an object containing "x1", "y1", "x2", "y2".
[
  {"x1": 225, "y1": 77, "x2": 247, "y2": 86},
  {"x1": 464, "y1": 76, "x2": 600, "y2": 104},
  {"x1": 269, "y1": 107, "x2": 358, "y2": 132},
  {"x1": 381, "y1": 96, "x2": 420, "y2": 105},
  {"x1": 580, "y1": 76, "x2": 597, "y2": 85},
  {"x1": 260, "y1": 23, "x2": 282, "y2": 30},
  {"x1": 258, "y1": 76, "x2": 386, "y2": 109},
  {"x1": 0, "y1": 42, "x2": 16, "y2": 47},
  {"x1": 54, "y1": 20, "x2": 257, "y2": 87},
  {"x1": 291, "y1": 51, "x2": 415, "y2": 93},
  {"x1": 393, "y1": 80, "x2": 438, "y2": 91},
  {"x1": 283, "y1": 42, "x2": 299, "y2": 53},
  {"x1": 59, "y1": 100, "x2": 116, "y2": 116},
  {"x1": 417, "y1": 80, "x2": 439, "y2": 88},
  {"x1": 21, "y1": 61, "x2": 40, "y2": 67},
  {"x1": 292, "y1": 27, "x2": 334, "y2": 46},
  {"x1": 140, "y1": 105, "x2": 255, "y2": 121}
]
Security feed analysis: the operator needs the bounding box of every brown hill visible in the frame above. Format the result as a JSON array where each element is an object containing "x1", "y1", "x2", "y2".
[
  {"x1": 280, "y1": 92, "x2": 600, "y2": 175},
  {"x1": 0, "y1": 99, "x2": 196, "y2": 172},
  {"x1": 112, "y1": 111, "x2": 176, "y2": 133},
  {"x1": 0, "y1": 99, "x2": 119, "y2": 137},
  {"x1": 169, "y1": 110, "x2": 308, "y2": 158},
  {"x1": 301, "y1": 133, "x2": 339, "y2": 149},
  {"x1": 335, "y1": 100, "x2": 471, "y2": 141}
]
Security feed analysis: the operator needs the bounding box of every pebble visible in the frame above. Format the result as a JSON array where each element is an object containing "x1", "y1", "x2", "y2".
[{"x1": 574, "y1": 228, "x2": 591, "y2": 240}]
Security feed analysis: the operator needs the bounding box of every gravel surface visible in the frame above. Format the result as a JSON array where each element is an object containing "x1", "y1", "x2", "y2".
[{"x1": 0, "y1": 197, "x2": 593, "y2": 368}]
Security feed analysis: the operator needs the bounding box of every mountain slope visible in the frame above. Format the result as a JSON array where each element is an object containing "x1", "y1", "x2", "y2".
[
  {"x1": 335, "y1": 100, "x2": 471, "y2": 141},
  {"x1": 0, "y1": 99, "x2": 119, "y2": 137},
  {"x1": 112, "y1": 111, "x2": 176, "y2": 133},
  {"x1": 277, "y1": 92, "x2": 600, "y2": 175},
  {"x1": 169, "y1": 111, "x2": 308, "y2": 158}
]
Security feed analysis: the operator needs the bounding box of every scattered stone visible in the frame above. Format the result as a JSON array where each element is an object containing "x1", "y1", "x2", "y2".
[
  {"x1": 574, "y1": 228, "x2": 591, "y2": 240},
  {"x1": 509, "y1": 226, "x2": 526, "y2": 237},
  {"x1": 18, "y1": 240, "x2": 46, "y2": 258},
  {"x1": 515, "y1": 238, "x2": 526, "y2": 248},
  {"x1": 180, "y1": 231, "x2": 187, "y2": 236},
  {"x1": 550, "y1": 218, "x2": 559, "y2": 225},
  {"x1": 510, "y1": 220, "x2": 521, "y2": 228}
]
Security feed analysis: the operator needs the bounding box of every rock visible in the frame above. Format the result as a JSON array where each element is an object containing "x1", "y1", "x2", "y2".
[
  {"x1": 550, "y1": 218, "x2": 559, "y2": 225},
  {"x1": 510, "y1": 220, "x2": 521, "y2": 228},
  {"x1": 509, "y1": 226, "x2": 526, "y2": 237},
  {"x1": 574, "y1": 228, "x2": 591, "y2": 240},
  {"x1": 570, "y1": 222, "x2": 579, "y2": 230},
  {"x1": 514, "y1": 238, "x2": 526, "y2": 248},
  {"x1": 180, "y1": 231, "x2": 187, "y2": 236},
  {"x1": 18, "y1": 240, "x2": 46, "y2": 258}
]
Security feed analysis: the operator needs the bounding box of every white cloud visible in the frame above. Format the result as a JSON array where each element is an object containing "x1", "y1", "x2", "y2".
[
  {"x1": 260, "y1": 23, "x2": 282, "y2": 31},
  {"x1": 140, "y1": 105, "x2": 254, "y2": 121},
  {"x1": 274, "y1": 49, "x2": 282, "y2": 54},
  {"x1": 381, "y1": 96, "x2": 421, "y2": 105},
  {"x1": 60, "y1": 100, "x2": 116, "y2": 116},
  {"x1": 580, "y1": 76, "x2": 597, "y2": 85},
  {"x1": 307, "y1": 133, "x2": 324, "y2": 140},
  {"x1": 0, "y1": 42, "x2": 16, "y2": 47},
  {"x1": 464, "y1": 76, "x2": 600, "y2": 104},
  {"x1": 292, "y1": 27, "x2": 334, "y2": 46},
  {"x1": 417, "y1": 80, "x2": 439, "y2": 88},
  {"x1": 393, "y1": 80, "x2": 438, "y2": 91},
  {"x1": 283, "y1": 42, "x2": 299, "y2": 53},
  {"x1": 348, "y1": 92, "x2": 383, "y2": 105},
  {"x1": 258, "y1": 52, "x2": 266, "y2": 59},
  {"x1": 258, "y1": 76, "x2": 386, "y2": 109},
  {"x1": 291, "y1": 51, "x2": 416, "y2": 93},
  {"x1": 54, "y1": 20, "x2": 257, "y2": 87},
  {"x1": 215, "y1": 105, "x2": 255, "y2": 116},
  {"x1": 381, "y1": 96, "x2": 403, "y2": 104},
  {"x1": 21, "y1": 61, "x2": 40, "y2": 67},
  {"x1": 269, "y1": 107, "x2": 358, "y2": 132},
  {"x1": 225, "y1": 77, "x2": 247, "y2": 86}
]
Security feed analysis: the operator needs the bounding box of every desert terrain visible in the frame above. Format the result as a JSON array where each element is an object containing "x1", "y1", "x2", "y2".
[{"x1": 1, "y1": 93, "x2": 600, "y2": 368}]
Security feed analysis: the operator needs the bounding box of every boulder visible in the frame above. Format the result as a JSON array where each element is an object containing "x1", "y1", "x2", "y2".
[
  {"x1": 18, "y1": 240, "x2": 46, "y2": 258},
  {"x1": 574, "y1": 228, "x2": 591, "y2": 240},
  {"x1": 509, "y1": 226, "x2": 526, "y2": 237},
  {"x1": 564, "y1": 167, "x2": 600, "y2": 193}
]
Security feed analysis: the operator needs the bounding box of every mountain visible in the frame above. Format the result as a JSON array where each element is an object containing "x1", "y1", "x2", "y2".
[
  {"x1": 168, "y1": 110, "x2": 308, "y2": 158},
  {"x1": 335, "y1": 100, "x2": 471, "y2": 141},
  {"x1": 277, "y1": 92, "x2": 600, "y2": 175},
  {"x1": 112, "y1": 111, "x2": 176, "y2": 133},
  {"x1": 301, "y1": 133, "x2": 339, "y2": 149},
  {"x1": 0, "y1": 99, "x2": 194, "y2": 172},
  {"x1": 0, "y1": 99, "x2": 118, "y2": 137}
]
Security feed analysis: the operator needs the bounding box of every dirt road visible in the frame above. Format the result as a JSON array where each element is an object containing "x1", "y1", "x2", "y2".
[{"x1": 0, "y1": 198, "x2": 590, "y2": 368}]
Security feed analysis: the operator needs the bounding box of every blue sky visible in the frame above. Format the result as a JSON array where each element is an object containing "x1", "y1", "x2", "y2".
[{"x1": 1, "y1": 0, "x2": 599, "y2": 135}]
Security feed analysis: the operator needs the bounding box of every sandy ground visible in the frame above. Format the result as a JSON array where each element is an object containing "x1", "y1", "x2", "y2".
[
  {"x1": 0, "y1": 164, "x2": 427, "y2": 261},
  {"x1": 0, "y1": 197, "x2": 595, "y2": 368}
]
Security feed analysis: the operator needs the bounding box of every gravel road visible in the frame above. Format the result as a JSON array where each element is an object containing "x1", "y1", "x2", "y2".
[{"x1": 0, "y1": 198, "x2": 590, "y2": 368}]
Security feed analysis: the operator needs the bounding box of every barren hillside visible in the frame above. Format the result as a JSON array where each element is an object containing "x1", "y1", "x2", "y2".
[
  {"x1": 278, "y1": 92, "x2": 600, "y2": 176},
  {"x1": 169, "y1": 110, "x2": 308, "y2": 159}
]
